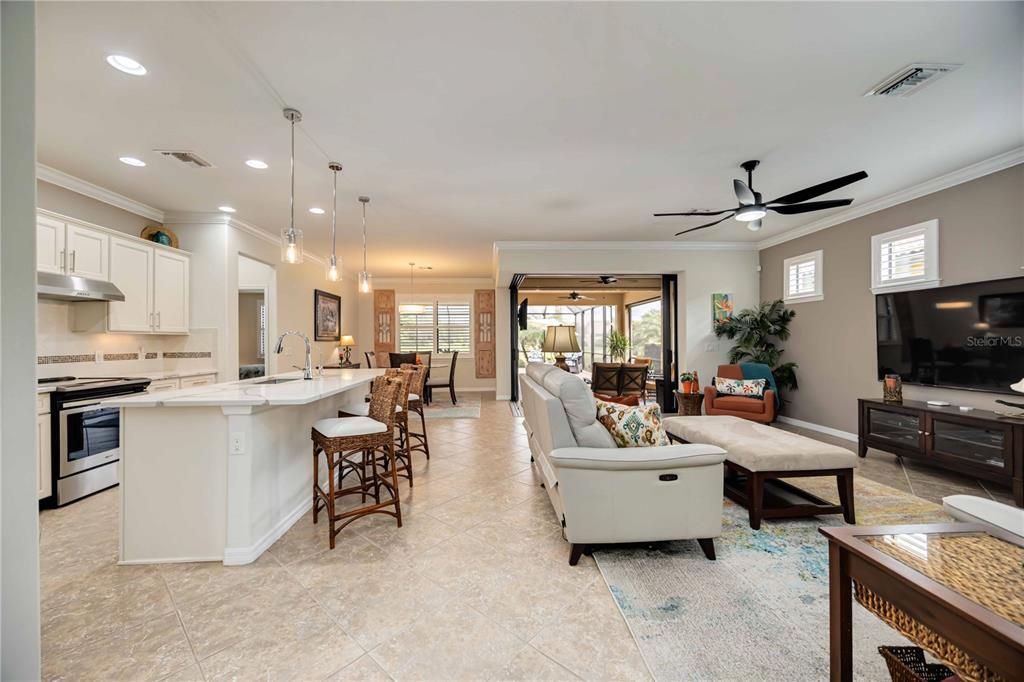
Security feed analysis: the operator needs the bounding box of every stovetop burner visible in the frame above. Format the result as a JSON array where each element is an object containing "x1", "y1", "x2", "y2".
[{"x1": 40, "y1": 376, "x2": 152, "y2": 393}]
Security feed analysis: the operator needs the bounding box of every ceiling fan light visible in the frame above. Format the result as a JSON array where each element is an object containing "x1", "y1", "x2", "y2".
[
  {"x1": 747, "y1": 219, "x2": 763, "y2": 232},
  {"x1": 735, "y1": 206, "x2": 767, "y2": 222}
]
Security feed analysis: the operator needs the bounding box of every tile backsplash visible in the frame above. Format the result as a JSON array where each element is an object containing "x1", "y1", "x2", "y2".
[{"x1": 37, "y1": 299, "x2": 217, "y2": 378}]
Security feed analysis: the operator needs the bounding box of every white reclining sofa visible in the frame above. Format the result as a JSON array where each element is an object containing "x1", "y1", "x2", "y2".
[{"x1": 520, "y1": 363, "x2": 727, "y2": 565}]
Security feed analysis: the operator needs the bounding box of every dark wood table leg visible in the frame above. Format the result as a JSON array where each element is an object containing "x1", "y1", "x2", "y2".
[
  {"x1": 837, "y1": 470, "x2": 856, "y2": 524},
  {"x1": 828, "y1": 541, "x2": 853, "y2": 682},
  {"x1": 748, "y1": 472, "x2": 763, "y2": 530}
]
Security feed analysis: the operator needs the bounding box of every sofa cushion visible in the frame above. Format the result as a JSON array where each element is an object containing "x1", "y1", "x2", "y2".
[
  {"x1": 541, "y1": 368, "x2": 616, "y2": 448},
  {"x1": 526, "y1": 362, "x2": 558, "y2": 384},
  {"x1": 714, "y1": 376, "x2": 767, "y2": 399},
  {"x1": 712, "y1": 395, "x2": 767, "y2": 414},
  {"x1": 596, "y1": 400, "x2": 670, "y2": 448}
]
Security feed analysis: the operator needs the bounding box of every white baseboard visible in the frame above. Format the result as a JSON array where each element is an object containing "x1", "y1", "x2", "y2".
[
  {"x1": 118, "y1": 555, "x2": 223, "y2": 565},
  {"x1": 222, "y1": 496, "x2": 310, "y2": 566},
  {"x1": 777, "y1": 415, "x2": 858, "y2": 443},
  {"x1": 496, "y1": 394, "x2": 512, "y2": 401}
]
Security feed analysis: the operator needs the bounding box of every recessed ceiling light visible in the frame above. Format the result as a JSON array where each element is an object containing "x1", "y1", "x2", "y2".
[
  {"x1": 106, "y1": 55, "x2": 146, "y2": 76},
  {"x1": 119, "y1": 156, "x2": 146, "y2": 167},
  {"x1": 308, "y1": 207, "x2": 325, "y2": 215},
  {"x1": 218, "y1": 206, "x2": 236, "y2": 213},
  {"x1": 245, "y1": 159, "x2": 268, "y2": 169}
]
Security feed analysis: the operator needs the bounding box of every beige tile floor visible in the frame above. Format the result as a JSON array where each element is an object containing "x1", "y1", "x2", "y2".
[{"x1": 39, "y1": 398, "x2": 1005, "y2": 681}]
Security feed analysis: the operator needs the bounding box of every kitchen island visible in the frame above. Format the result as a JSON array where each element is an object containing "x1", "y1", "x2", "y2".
[{"x1": 105, "y1": 368, "x2": 382, "y2": 565}]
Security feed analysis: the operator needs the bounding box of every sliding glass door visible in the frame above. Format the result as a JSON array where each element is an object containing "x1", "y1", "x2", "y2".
[{"x1": 627, "y1": 298, "x2": 662, "y2": 373}]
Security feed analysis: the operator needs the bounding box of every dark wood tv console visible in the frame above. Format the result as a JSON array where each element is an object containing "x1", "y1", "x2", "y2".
[{"x1": 858, "y1": 398, "x2": 1023, "y2": 507}]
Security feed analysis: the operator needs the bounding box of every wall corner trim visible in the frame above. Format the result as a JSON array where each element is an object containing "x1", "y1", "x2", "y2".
[
  {"x1": 776, "y1": 415, "x2": 858, "y2": 443},
  {"x1": 37, "y1": 163, "x2": 166, "y2": 223},
  {"x1": 756, "y1": 146, "x2": 1024, "y2": 250}
]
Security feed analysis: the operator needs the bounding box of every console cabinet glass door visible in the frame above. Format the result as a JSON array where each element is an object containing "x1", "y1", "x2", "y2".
[
  {"x1": 929, "y1": 417, "x2": 1010, "y2": 471},
  {"x1": 866, "y1": 408, "x2": 923, "y2": 450}
]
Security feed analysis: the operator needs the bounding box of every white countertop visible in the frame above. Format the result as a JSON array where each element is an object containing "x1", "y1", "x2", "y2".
[
  {"x1": 103, "y1": 368, "x2": 382, "y2": 408},
  {"x1": 142, "y1": 369, "x2": 218, "y2": 381}
]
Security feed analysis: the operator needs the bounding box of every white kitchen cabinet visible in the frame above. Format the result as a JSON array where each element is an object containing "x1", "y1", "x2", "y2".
[
  {"x1": 107, "y1": 236, "x2": 155, "y2": 333},
  {"x1": 37, "y1": 400, "x2": 52, "y2": 501},
  {"x1": 153, "y1": 250, "x2": 190, "y2": 333},
  {"x1": 66, "y1": 223, "x2": 110, "y2": 281},
  {"x1": 180, "y1": 373, "x2": 217, "y2": 388},
  {"x1": 36, "y1": 215, "x2": 110, "y2": 281},
  {"x1": 37, "y1": 215, "x2": 66, "y2": 275},
  {"x1": 147, "y1": 378, "x2": 180, "y2": 393}
]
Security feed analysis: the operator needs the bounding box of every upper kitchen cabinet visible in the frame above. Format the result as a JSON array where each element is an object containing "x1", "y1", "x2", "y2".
[
  {"x1": 107, "y1": 236, "x2": 155, "y2": 333},
  {"x1": 36, "y1": 214, "x2": 110, "y2": 281},
  {"x1": 152, "y1": 250, "x2": 189, "y2": 333}
]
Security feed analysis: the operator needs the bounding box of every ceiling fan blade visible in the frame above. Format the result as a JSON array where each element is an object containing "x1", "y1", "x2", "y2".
[
  {"x1": 733, "y1": 179, "x2": 756, "y2": 205},
  {"x1": 769, "y1": 198, "x2": 853, "y2": 214},
  {"x1": 674, "y1": 213, "x2": 735, "y2": 236},
  {"x1": 654, "y1": 209, "x2": 733, "y2": 217},
  {"x1": 767, "y1": 171, "x2": 868, "y2": 205}
]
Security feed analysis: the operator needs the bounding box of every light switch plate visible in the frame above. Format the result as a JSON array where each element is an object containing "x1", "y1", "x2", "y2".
[{"x1": 230, "y1": 432, "x2": 245, "y2": 454}]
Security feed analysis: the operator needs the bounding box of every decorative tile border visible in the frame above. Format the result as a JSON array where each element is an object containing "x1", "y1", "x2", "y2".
[
  {"x1": 163, "y1": 351, "x2": 212, "y2": 359},
  {"x1": 38, "y1": 353, "x2": 97, "y2": 365},
  {"x1": 145, "y1": 352, "x2": 159, "y2": 360},
  {"x1": 103, "y1": 352, "x2": 140, "y2": 362}
]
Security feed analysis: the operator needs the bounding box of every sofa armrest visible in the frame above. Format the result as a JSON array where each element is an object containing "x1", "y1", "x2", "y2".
[
  {"x1": 549, "y1": 444, "x2": 726, "y2": 471},
  {"x1": 703, "y1": 385, "x2": 718, "y2": 407}
]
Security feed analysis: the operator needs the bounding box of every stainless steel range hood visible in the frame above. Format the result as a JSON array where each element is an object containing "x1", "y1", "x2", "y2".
[{"x1": 37, "y1": 271, "x2": 125, "y2": 302}]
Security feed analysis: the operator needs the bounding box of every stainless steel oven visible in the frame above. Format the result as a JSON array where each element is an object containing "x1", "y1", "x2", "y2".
[{"x1": 44, "y1": 377, "x2": 150, "y2": 506}]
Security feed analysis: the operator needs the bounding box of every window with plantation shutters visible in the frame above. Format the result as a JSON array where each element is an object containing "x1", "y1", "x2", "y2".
[
  {"x1": 871, "y1": 220, "x2": 940, "y2": 294},
  {"x1": 398, "y1": 300, "x2": 471, "y2": 353},
  {"x1": 783, "y1": 250, "x2": 823, "y2": 303}
]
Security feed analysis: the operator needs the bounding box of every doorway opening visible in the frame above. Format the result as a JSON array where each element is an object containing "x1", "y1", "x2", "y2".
[{"x1": 238, "y1": 255, "x2": 275, "y2": 380}]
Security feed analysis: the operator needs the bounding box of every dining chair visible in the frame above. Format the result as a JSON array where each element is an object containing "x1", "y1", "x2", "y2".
[
  {"x1": 425, "y1": 351, "x2": 459, "y2": 405},
  {"x1": 591, "y1": 362, "x2": 622, "y2": 395},
  {"x1": 619, "y1": 363, "x2": 649, "y2": 399},
  {"x1": 365, "y1": 351, "x2": 377, "y2": 369},
  {"x1": 389, "y1": 352, "x2": 418, "y2": 368}
]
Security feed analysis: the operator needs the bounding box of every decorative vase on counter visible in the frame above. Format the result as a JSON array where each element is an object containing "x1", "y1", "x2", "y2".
[{"x1": 883, "y1": 374, "x2": 903, "y2": 403}]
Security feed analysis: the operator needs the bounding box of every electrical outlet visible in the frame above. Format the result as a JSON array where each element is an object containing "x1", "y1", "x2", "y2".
[{"x1": 230, "y1": 432, "x2": 245, "y2": 455}]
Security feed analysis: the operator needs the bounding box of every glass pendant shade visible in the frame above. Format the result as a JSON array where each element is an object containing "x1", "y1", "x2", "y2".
[
  {"x1": 281, "y1": 228, "x2": 304, "y2": 264},
  {"x1": 358, "y1": 271, "x2": 373, "y2": 294},
  {"x1": 326, "y1": 254, "x2": 340, "y2": 282}
]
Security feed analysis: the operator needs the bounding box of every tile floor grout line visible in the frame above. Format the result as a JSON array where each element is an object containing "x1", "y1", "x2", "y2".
[
  {"x1": 158, "y1": 572, "x2": 208, "y2": 681},
  {"x1": 898, "y1": 458, "x2": 916, "y2": 496}
]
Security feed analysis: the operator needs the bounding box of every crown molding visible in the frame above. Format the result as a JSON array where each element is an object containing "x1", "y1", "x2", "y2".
[
  {"x1": 36, "y1": 163, "x2": 165, "y2": 223},
  {"x1": 493, "y1": 240, "x2": 757, "y2": 253},
  {"x1": 162, "y1": 211, "x2": 231, "y2": 226},
  {"x1": 756, "y1": 146, "x2": 1024, "y2": 250}
]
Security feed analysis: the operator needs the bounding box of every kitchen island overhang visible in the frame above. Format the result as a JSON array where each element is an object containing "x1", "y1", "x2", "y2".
[{"x1": 105, "y1": 369, "x2": 383, "y2": 565}]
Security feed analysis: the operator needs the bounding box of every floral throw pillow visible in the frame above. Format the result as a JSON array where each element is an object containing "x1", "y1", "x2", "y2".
[
  {"x1": 714, "y1": 376, "x2": 767, "y2": 399},
  {"x1": 595, "y1": 399, "x2": 670, "y2": 448}
]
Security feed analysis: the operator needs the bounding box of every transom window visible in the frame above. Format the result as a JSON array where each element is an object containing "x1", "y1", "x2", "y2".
[
  {"x1": 399, "y1": 301, "x2": 471, "y2": 353},
  {"x1": 871, "y1": 220, "x2": 940, "y2": 293},
  {"x1": 783, "y1": 250, "x2": 824, "y2": 303}
]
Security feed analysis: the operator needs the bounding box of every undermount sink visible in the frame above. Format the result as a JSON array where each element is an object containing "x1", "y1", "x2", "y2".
[{"x1": 254, "y1": 378, "x2": 301, "y2": 385}]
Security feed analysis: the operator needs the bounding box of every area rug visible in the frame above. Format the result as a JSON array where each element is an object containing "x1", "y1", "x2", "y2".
[
  {"x1": 423, "y1": 393, "x2": 481, "y2": 419},
  {"x1": 594, "y1": 476, "x2": 949, "y2": 681}
]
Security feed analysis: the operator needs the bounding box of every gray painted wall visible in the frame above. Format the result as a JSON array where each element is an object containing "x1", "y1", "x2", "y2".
[
  {"x1": 759, "y1": 164, "x2": 1024, "y2": 434},
  {"x1": 37, "y1": 180, "x2": 153, "y2": 236},
  {"x1": 2, "y1": 2, "x2": 42, "y2": 676}
]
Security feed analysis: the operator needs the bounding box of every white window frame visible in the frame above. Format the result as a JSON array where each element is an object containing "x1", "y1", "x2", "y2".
[
  {"x1": 783, "y1": 249, "x2": 824, "y2": 303},
  {"x1": 870, "y1": 219, "x2": 940, "y2": 294},
  {"x1": 398, "y1": 296, "x2": 473, "y2": 355}
]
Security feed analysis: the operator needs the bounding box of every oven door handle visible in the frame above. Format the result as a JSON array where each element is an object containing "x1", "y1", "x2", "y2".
[{"x1": 60, "y1": 400, "x2": 106, "y2": 412}]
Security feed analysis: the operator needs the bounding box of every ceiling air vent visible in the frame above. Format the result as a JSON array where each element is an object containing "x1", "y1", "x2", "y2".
[
  {"x1": 154, "y1": 149, "x2": 214, "y2": 168},
  {"x1": 864, "y1": 63, "x2": 961, "y2": 98}
]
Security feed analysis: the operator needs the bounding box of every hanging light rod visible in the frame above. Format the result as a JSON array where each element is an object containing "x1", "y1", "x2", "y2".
[
  {"x1": 280, "y1": 107, "x2": 304, "y2": 264},
  {"x1": 326, "y1": 161, "x2": 342, "y2": 282},
  {"x1": 358, "y1": 196, "x2": 372, "y2": 294}
]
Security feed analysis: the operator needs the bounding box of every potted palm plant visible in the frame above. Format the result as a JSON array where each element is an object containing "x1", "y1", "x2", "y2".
[
  {"x1": 608, "y1": 329, "x2": 630, "y2": 362},
  {"x1": 713, "y1": 300, "x2": 798, "y2": 403}
]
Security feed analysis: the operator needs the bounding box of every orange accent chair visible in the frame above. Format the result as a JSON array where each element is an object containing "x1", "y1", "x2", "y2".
[{"x1": 703, "y1": 364, "x2": 777, "y2": 424}]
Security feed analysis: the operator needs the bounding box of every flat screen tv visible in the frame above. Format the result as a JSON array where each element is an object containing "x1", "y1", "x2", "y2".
[{"x1": 876, "y1": 276, "x2": 1024, "y2": 394}]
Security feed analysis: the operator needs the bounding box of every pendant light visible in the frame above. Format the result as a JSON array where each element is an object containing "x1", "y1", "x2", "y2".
[
  {"x1": 357, "y1": 195, "x2": 372, "y2": 293},
  {"x1": 280, "y1": 107, "x2": 304, "y2": 264},
  {"x1": 405, "y1": 262, "x2": 425, "y2": 314},
  {"x1": 326, "y1": 161, "x2": 343, "y2": 281}
]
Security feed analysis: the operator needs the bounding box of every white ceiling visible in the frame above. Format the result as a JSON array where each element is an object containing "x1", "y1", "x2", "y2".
[{"x1": 37, "y1": 2, "x2": 1023, "y2": 277}]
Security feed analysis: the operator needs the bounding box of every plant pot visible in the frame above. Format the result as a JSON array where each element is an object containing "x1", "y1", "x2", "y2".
[{"x1": 681, "y1": 380, "x2": 694, "y2": 394}]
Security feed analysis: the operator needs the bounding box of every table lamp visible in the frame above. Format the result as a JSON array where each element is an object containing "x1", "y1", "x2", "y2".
[
  {"x1": 339, "y1": 335, "x2": 356, "y2": 366},
  {"x1": 542, "y1": 325, "x2": 580, "y2": 372}
]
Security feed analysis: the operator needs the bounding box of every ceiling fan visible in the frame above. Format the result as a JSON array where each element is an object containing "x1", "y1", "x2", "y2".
[
  {"x1": 560, "y1": 291, "x2": 593, "y2": 301},
  {"x1": 655, "y1": 160, "x2": 868, "y2": 236}
]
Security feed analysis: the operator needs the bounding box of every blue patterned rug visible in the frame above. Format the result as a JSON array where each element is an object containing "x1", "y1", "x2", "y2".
[{"x1": 594, "y1": 476, "x2": 947, "y2": 681}]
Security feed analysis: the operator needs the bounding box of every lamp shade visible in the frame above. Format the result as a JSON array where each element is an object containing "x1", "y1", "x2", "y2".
[
  {"x1": 1012, "y1": 378, "x2": 1024, "y2": 394},
  {"x1": 340, "y1": 335, "x2": 356, "y2": 347},
  {"x1": 542, "y1": 325, "x2": 581, "y2": 354}
]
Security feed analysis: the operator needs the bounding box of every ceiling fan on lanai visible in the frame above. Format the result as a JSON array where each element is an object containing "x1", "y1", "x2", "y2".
[
  {"x1": 654, "y1": 160, "x2": 868, "y2": 236},
  {"x1": 559, "y1": 291, "x2": 593, "y2": 301}
]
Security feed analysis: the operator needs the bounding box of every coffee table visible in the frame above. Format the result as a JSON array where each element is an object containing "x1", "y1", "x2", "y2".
[{"x1": 820, "y1": 523, "x2": 1024, "y2": 682}]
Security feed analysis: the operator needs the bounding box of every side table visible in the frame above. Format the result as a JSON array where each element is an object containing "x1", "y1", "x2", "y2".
[{"x1": 674, "y1": 391, "x2": 704, "y2": 416}]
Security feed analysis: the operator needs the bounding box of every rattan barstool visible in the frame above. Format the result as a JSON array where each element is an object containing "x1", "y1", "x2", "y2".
[
  {"x1": 381, "y1": 368, "x2": 415, "y2": 487},
  {"x1": 400, "y1": 363, "x2": 430, "y2": 460},
  {"x1": 311, "y1": 376, "x2": 403, "y2": 549}
]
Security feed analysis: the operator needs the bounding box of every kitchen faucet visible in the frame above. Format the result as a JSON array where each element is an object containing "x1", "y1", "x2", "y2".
[{"x1": 274, "y1": 330, "x2": 319, "y2": 379}]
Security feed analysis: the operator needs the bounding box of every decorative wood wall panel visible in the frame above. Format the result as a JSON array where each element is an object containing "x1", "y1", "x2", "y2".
[
  {"x1": 474, "y1": 289, "x2": 495, "y2": 378},
  {"x1": 373, "y1": 289, "x2": 396, "y2": 361}
]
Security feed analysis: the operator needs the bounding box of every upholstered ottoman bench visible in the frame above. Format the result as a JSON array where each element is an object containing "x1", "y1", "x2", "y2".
[{"x1": 663, "y1": 415, "x2": 858, "y2": 529}]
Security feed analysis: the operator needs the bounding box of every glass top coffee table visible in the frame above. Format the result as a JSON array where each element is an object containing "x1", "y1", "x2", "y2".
[{"x1": 819, "y1": 523, "x2": 1024, "y2": 682}]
